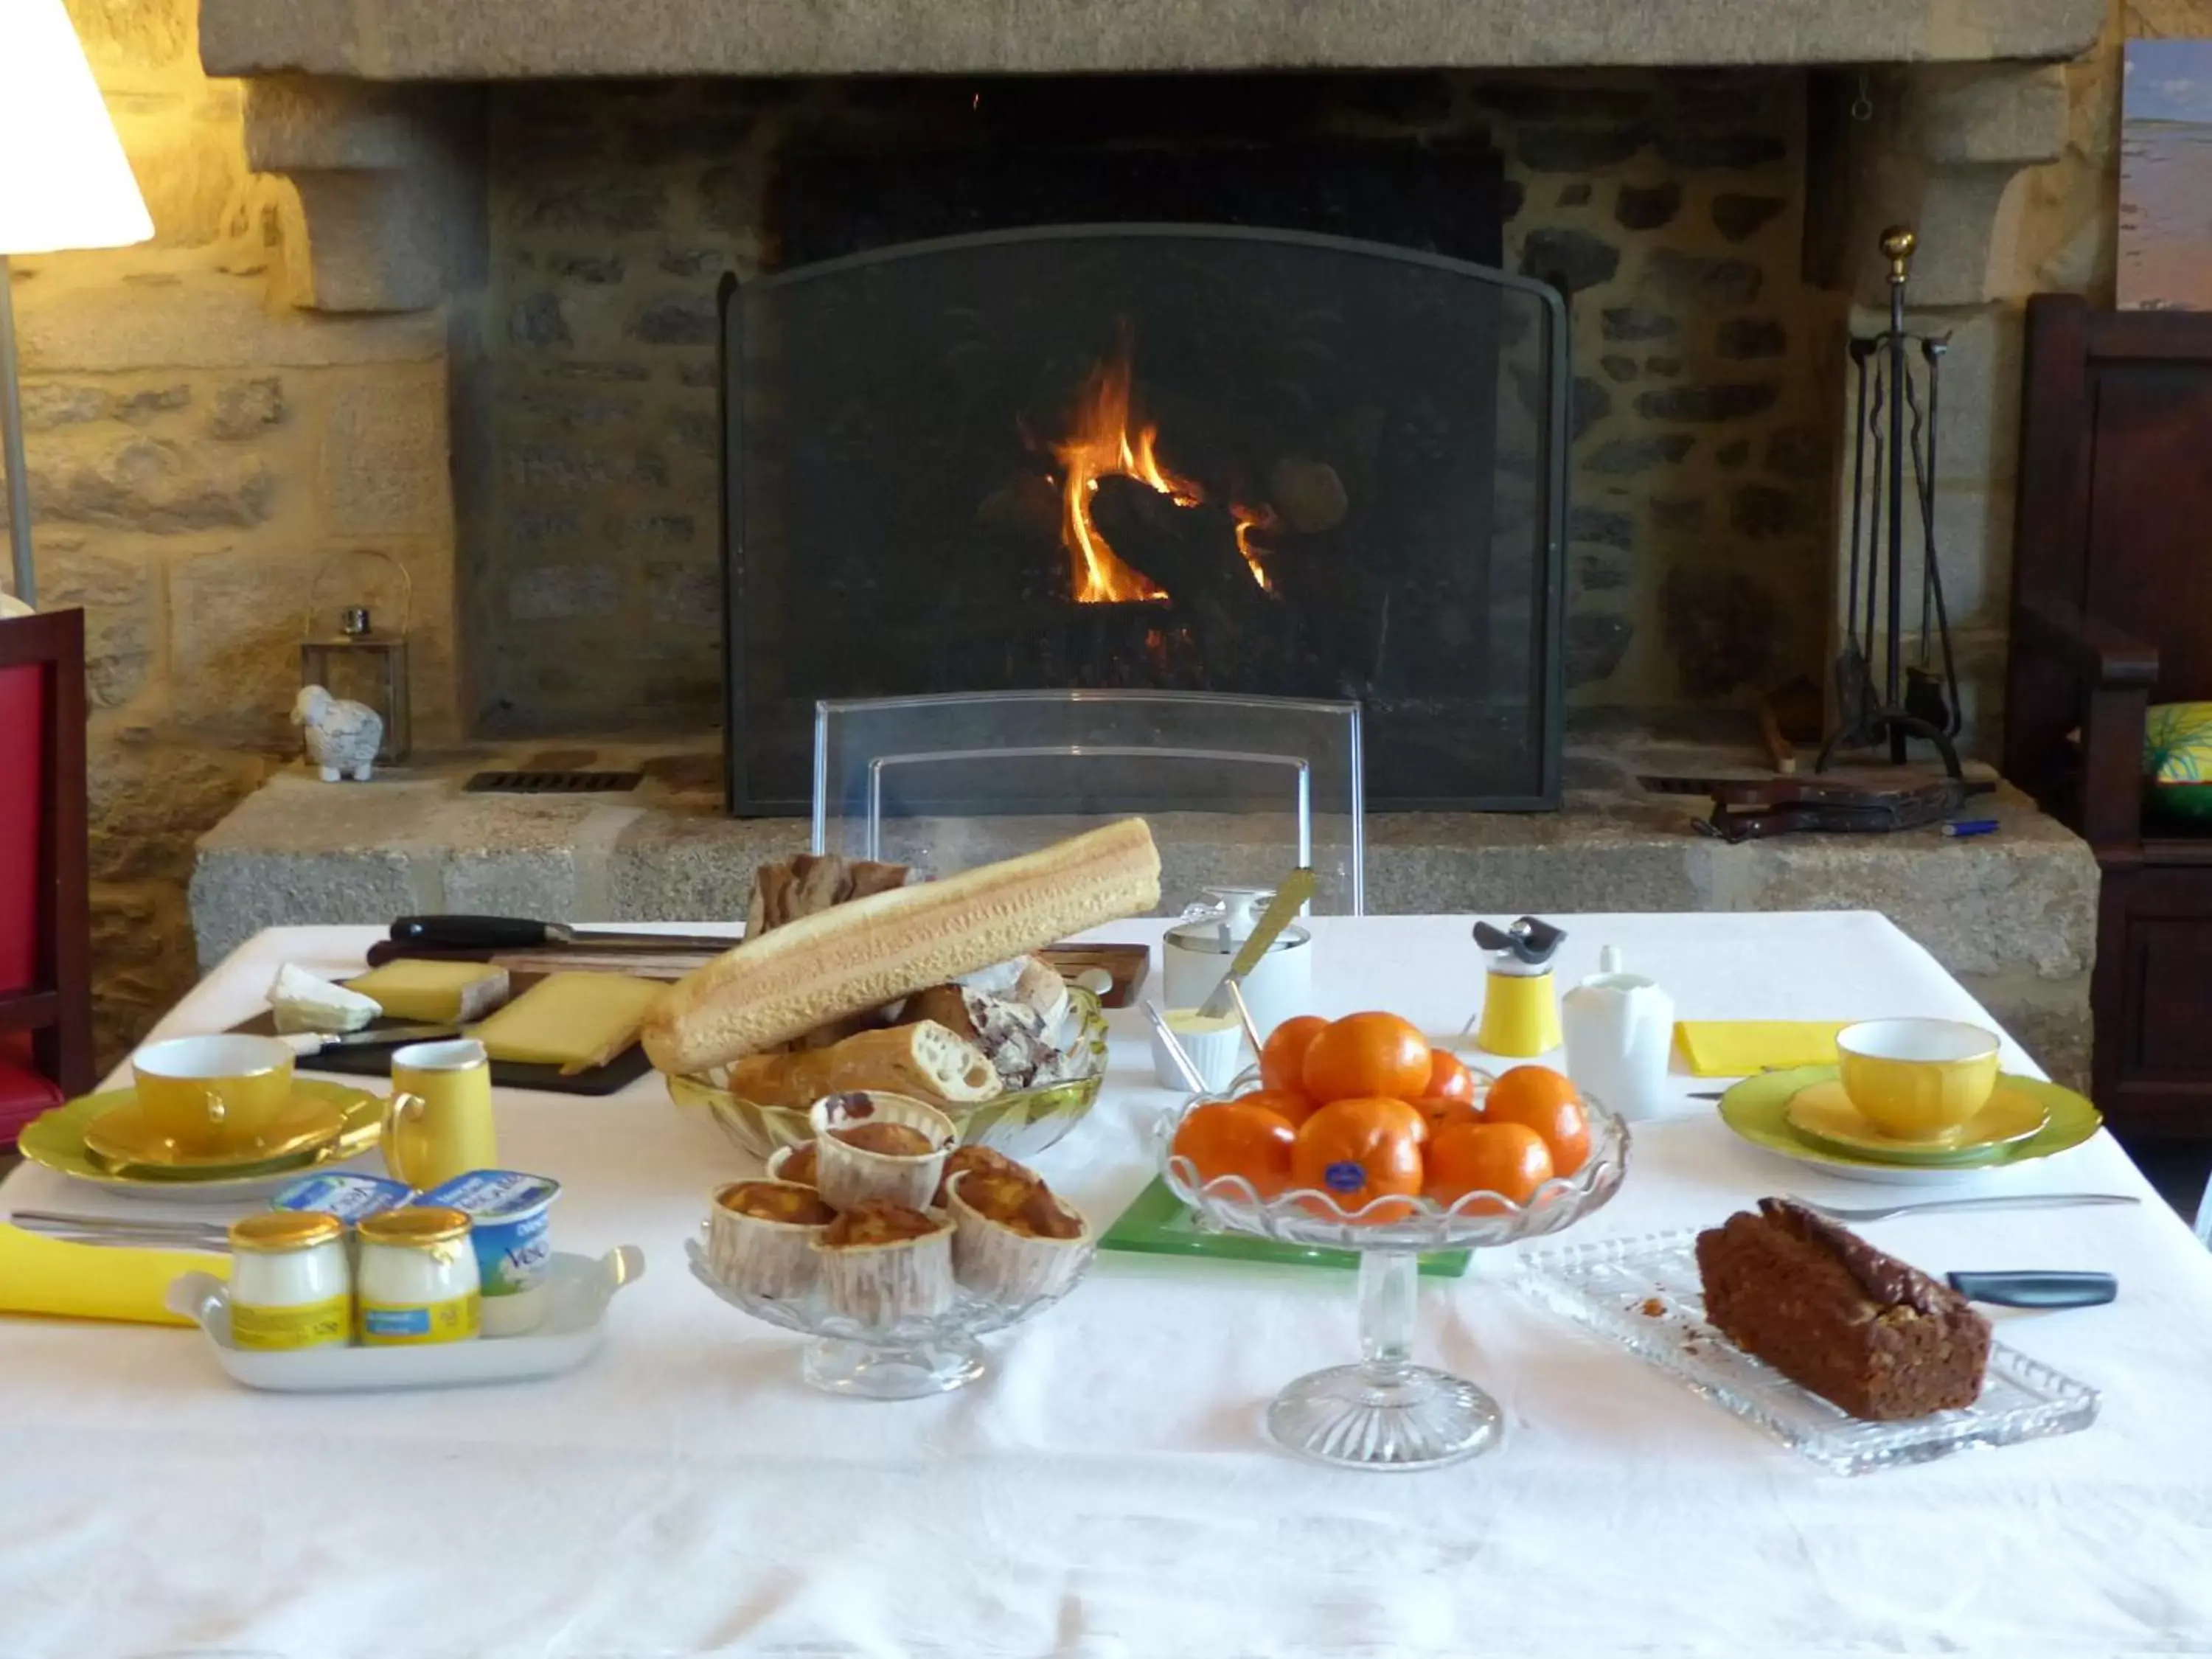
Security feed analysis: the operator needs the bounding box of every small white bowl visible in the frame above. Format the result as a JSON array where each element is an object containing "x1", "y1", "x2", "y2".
[{"x1": 1150, "y1": 1009, "x2": 1246, "y2": 1093}]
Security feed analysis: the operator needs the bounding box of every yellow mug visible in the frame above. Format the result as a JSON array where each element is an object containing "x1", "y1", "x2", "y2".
[
  {"x1": 383, "y1": 1039, "x2": 498, "y2": 1189},
  {"x1": 131, "y1": 1034, "x2": 296, "y2": 1151},
  {"x1": 1835, "y1": 1018, "x2": 2001, "y2": 1141}
]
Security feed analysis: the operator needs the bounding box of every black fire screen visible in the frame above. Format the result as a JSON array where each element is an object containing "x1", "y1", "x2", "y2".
[{"x1": 722, "y1": 225, "x2": 1565, "y2": 813}]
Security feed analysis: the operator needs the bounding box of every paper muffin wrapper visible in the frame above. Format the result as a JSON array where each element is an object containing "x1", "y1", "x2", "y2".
[
  {"x1": 764, "y1": 1143, "x2": 815, "y2": 1188},
  {"x1": 947, "y1": 1175, "x2": 1093, "y2": 1304},
  {"x1": 809, "y1": 1091, "x2": 956, "y2": 1212},
  {"x1": 811, "y1": 1220, "x2": 956, "y2": 1327},
  {"x1": 708, "y1": 1183, "x2": 828, "y2": 1300}
]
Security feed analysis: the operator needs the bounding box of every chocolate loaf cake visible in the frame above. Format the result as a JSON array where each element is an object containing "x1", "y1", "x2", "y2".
[{"x1": 1694, "y1": 1197, "x2": 1992, "y2": 1421}]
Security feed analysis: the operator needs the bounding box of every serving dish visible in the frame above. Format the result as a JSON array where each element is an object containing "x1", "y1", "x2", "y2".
[
  {"x1": 164, "y1": 1248, "x2": 644, "y2": 1391},
  {"x1": 18, "y1": 1081, "x2": 383, "y2": 1203},
  {"x1": 1517, "y1": 1228, "x2": 2100, "y2": 1474},
  {"x1": 671, "y1": 987, "x2": 1110, "y2": 1161}
]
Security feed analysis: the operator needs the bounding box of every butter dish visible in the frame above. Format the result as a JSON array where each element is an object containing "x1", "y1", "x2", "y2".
[{"x1": 164, "y1": 1246, "x2": 642, "y2": 1392}]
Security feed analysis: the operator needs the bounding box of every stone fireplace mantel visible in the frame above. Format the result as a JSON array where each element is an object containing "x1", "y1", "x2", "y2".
[{"x1": 200, "y1": 0, "x2": 2103, "y2": 78}]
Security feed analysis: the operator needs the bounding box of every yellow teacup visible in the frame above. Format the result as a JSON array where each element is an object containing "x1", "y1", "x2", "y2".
[
  {"x1": 131, "y1": 1034, "x2": 296, "y2": 1151},
  {"x1": 1834, "y1": 1018, "x2": 2002, "y2": 1141}
]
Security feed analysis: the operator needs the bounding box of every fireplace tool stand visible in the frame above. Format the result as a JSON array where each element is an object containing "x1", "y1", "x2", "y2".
[{"x1": 1818, "y1": 226, "x2": 1967, "y2": 782}]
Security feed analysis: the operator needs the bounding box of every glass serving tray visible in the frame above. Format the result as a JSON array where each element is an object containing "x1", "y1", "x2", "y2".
[
  {"x1": 1515, "y1": 1229, "x2": 2101, "y2": 1476},
  {"x1": 1099, "y1": 1177, "x2": 1472, "y2": 1279}
]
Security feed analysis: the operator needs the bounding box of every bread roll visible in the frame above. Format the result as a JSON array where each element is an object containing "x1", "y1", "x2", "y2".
[
  {"x1": 644, "y1": 819, "x2": 1160, "y2": 1075},
  {"x1": 720, "y1": 1022, "x2": 1001, "y2": 1110}
]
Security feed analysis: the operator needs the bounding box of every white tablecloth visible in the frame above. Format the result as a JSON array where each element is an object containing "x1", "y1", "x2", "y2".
[{"x1": 4, "y1": 912, "x2": 2211, "y2": 1658}]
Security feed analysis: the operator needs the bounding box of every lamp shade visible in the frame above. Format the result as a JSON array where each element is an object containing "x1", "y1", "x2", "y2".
[{"x1": 0, "y1": 0, "x2": 153, "y2": 256}]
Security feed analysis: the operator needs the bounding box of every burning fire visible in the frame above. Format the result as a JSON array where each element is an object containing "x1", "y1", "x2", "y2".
[{"x1": 1051, "y1": 327, "x2": 1275, "y2": 604}]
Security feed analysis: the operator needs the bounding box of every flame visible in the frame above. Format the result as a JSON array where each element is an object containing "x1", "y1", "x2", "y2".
[{"x1": 1051, "y1": 327, "x2": 1274, "y2": 603}]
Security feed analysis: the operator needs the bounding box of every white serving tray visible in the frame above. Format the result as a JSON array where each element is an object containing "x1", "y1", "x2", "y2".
[{"x1": 164, "y1": 1248, "x2": 644, "y2": 1393}]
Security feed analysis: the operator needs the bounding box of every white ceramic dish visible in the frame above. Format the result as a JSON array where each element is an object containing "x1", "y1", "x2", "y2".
[{"x1": 164, "y1": 1247, "x2": 644, "y2": 1391}]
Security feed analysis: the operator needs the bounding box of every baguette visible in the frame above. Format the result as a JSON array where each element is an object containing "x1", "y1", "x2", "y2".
[
  {"x1": 644, "y1": 818, "x2": 1160, "y2": 1074},
  {"x1": 721, "y1": 1021, "x2": 1001, "y2": 1109}
]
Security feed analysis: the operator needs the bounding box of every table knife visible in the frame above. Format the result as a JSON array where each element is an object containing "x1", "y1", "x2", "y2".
[
  {"x1": 391, "y1": 915, "x2": 741, "y2": 953},
  {"x1": 1947, "y1": 1270, "x2": 2117, "y2": 1310},
  {"x1": 277, "y1": 1022, "x2": 458, "y2": 1056},
  {"x1": 1197, "y1": 869, "x2": 1315, "y2": 1020}
]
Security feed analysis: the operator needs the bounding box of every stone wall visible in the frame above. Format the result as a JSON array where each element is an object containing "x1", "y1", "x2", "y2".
[
  {"x1": 10, "y1": 0, "x2": 458, "y2": 1067},
  {"x1": 481, "y1": 71, "x2": 1835, "y2": 729}
]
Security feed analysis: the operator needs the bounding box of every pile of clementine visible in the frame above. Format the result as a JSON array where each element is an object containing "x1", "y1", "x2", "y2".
[{"x1": 1169, "y1": 1011, "x2": 1590, "y2": 1223}]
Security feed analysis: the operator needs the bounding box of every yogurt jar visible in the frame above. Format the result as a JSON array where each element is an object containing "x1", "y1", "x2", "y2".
[
  {"x1": 226, "y1": 1211, "x2": 351, "y2": 1351},
  {"x1": 271, "y1": 1170, "x2": 414, "y2": 1226},
  {"x1": 414, "y1": 1169, "x2": 561, "y2": 1337},
  {"x1": 355, "y1": 1206, "x2": 480, "y2": 1346}
]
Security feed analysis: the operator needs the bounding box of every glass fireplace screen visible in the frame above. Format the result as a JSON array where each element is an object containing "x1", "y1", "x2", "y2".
[{"x1": 723, "y1": 226, "x2": 1565, "y2": 814}]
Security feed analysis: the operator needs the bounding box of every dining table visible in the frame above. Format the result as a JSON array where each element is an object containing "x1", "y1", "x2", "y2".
[{"x1": 4, "y1": 909, "x2": 2211, "y2": 1658}]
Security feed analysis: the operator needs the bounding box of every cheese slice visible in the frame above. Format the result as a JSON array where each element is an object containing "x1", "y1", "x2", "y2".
[
  {"x1": 346, "y1": 960, "x2": 512, "y2": 1024},
  {"x1": 268, "y1": 963, "x2": 381, "y2": 1034},
  {"x1": 467, "y1": 972, "x2": 665, "y2": 1072}
]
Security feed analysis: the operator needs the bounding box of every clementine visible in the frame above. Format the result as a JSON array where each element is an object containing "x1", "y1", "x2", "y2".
[
  {"x1": 1290, "y1": 1096, "x2": 1425, "y2": 1222},
  {"x1": 1299, "y1": 1012, "x2": 1432, "y2": 1105},
  {"x1": 1234, "y1": 1086, "x2": 1320, "y2": 1131},
  {"x1": 1411, "y1": 1094, "x2": 1484, "y2": 1135},
  {"x1": 1424, "y1": 1121, "x2": 1553, "y2": 1211},
  {"x1": 1424, "y1": 1048, "x2": 1481, "y2": 1105},
  {"x1": 1482, "y1": 1065, "x2": 1592, "y2": 1176},
  {"x1": 1170, "y1": 1100, "x2": 1298, "y2": 1197},
  {"x1": 1258, "y1": 1015, "x2": 1328, "y2": 1097}
]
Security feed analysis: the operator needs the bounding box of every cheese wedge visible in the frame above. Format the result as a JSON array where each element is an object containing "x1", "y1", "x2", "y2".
[
  {"x1": 346, "y1": 959, "x2": 512, "y2": 1023},
  {"x1": 468, "y1": 972, "x2": 664, "y2": 1072},
  {"x1": 268, "y1": 963, "x2": 380, "y2": 1034}
]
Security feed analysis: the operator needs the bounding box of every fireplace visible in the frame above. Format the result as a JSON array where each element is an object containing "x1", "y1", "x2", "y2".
[{"x1": 723, "y1": 225, "x2": 1565, "y2": 813}]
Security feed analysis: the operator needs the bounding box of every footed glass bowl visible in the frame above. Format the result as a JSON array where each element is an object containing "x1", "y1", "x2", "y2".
[
  {"x1": 666, "y1": 987, "x2": 1110, "y2": 1161},
  {"x1": 686, "y1": 1234, "x2": 1092, "y2": 1398},
  {"x1": 1158, "y1": 1084, "x2": 1630, "y2": 1470}
]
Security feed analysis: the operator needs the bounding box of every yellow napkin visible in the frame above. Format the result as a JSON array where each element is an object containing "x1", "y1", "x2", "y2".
[
  {"x1": 1674, "y1": 1020, "x2": 1846, "y2": 1077},
  {"x1": 0, "y1": 1222, "x2": 226, "y2": 1327}
]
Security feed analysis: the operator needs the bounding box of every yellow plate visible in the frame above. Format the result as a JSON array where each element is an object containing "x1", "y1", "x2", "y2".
[
  {"x1": 80, "y1": 1090, "x2": 349, "y2": 1176},
  {"x1": 18, "y1": 1080, "x2": 382, "y2": 1197},
  {"x1": 1784, "y1": 1078, "x2": 2048, "y2": 1166}
]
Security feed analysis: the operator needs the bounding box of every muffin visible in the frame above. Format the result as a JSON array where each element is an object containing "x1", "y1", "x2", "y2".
[
  {"x1": 932, "y1": 1143, "x2": 1029, "y2": 1208},
  {"x1": 809, "y1": 1091, "x2": 955, "y2": 1211},
  {"x1": 709, "y1": 1180, "x2": 838, "y2": 1298},
  {"x1": 947, "y1": 1166, "x2": 1093, "y2": 1304},
  {"x1": 813, "y1": 1200, "x2": 956, "y2": 1326},
  {"x1": 766, "y1": 1140, "x2": 818, "y2": 1188}
]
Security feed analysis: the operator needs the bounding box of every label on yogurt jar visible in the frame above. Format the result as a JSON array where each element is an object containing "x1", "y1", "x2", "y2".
[
  {"x1": 417, "y1": 1169, "x2": 560, "y2": 1299},
  {"x1": 230, "y1": 1295, "x2": 350, "y2": 1352},
  {"x1": 359, "y1": 1293, "x2": 480, "y2": 1344},
  {"x1": 271, "y1": 1172, "x2": 415, "y2": 1224}
]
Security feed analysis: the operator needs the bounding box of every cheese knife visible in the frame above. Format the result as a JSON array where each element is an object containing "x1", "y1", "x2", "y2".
[
  {"x1": 275, "y1": 1023, "x2": 459, "y2": 1057},
  {"x1": 391, "y1": 916, "x2": 741, "y2": 953},
  {"x1": 1196, "y1": 869, "x2": 1316, "y2": 1020}
]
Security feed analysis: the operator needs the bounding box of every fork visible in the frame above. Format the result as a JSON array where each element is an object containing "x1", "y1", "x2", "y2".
[{"x1": 1784, "y1": 1192, "x2": 2140, "y2": 1225}]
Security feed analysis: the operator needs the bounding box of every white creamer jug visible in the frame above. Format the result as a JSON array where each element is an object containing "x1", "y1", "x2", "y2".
[
  {"x1": 1560, "y1": 945, "x2": 1674, "y2": 1121},
  {"x1": 1161, "y1": 887, "x2": 1314, "y2": 1044}
]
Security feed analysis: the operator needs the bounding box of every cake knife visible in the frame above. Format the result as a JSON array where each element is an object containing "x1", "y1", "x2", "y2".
[
  {"x1": 1196, "y1": 869, "x2": 1316, "y2": 1021},
  {"x1": 390, "y1": 915, "x2": 740, "y2": 953}
]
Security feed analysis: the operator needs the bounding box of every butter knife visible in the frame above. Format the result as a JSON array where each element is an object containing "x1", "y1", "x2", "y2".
[
  {"x1": 276, "y1": 1022, "x2": 458, "y2": 1057},
  {"x1": 1197, "y1": 869, "x2": 1315, "y2": 1020}
]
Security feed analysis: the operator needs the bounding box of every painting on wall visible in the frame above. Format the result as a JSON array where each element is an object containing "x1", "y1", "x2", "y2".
[{"x1": 2120, "y1": 39, "x2": 2212, "y2": 311}]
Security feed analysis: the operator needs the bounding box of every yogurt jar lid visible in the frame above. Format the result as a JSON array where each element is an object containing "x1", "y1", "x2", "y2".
[
  {"x1": 359, "y1": 1205, "x2": 472, "y2": 1247},
  {"x1": 414, "y1": 1168, "x2": 562, "y2": 1222},
  {"x1": 271, "y1": 1171, "x2": 415, "y2": 1222}
]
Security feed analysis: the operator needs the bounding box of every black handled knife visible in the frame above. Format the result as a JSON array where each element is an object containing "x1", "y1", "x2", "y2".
[
  {"x1": 1946, "y1": 1270, "x2": 2118, "y2": 1310},
  {"x1": 390, "y1": 915, "x2": 741, "y2": 953}
]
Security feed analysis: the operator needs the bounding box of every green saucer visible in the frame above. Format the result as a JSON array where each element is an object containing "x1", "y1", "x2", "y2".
[
  {"x1": 19, "y1": 1079, "x2": 381, "y2": 1192},
  {"x1": 1719, "y1": 1065, "x2": 2099, "y2": 1175}
]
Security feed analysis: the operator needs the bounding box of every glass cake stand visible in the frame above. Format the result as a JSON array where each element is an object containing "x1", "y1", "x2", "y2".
[
  {"x1": 1157, "y1": 1085, "x2": 1630, "y2": 1470},
  {"x1": 686, "y1": 1235, "x2": 1092, "y2": 1399}
]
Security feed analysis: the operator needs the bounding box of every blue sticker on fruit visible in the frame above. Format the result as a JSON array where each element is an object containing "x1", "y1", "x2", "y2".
[{"x1": 1324, "y1": 1160, "x2": 1366, "y2": 1194}]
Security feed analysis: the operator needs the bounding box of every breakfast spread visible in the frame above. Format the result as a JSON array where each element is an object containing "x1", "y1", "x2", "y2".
[
  {"x1": 1694, "y1": 1197, "x2": 1993, "y2": 1421},
  {"x1": 810, "y1": 1092, "x2": 956, "y2": 1211},
  {"x1": 344, "y1": 959, "x2": 512, "y2": 1024},
  {"x1": 640, "y1": 818, "x2": 1161, "y2": 1075}
]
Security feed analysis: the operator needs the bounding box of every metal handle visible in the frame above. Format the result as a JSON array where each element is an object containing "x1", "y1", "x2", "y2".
[
  {"x1": 1947, "y1": 1270, "x2": 2116, "y2": 1310},
  {"x1": 1143, "y1": 1002, "x2": 1209, "y2": 1093},
  {"x1": 391, "y1": 915, "x2": 552, "y2": 949}
]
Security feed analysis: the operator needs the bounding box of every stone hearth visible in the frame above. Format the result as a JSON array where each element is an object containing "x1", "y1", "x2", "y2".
[{"x1": 189, "y1": 734, "x2": 2100, "y2": 1088}]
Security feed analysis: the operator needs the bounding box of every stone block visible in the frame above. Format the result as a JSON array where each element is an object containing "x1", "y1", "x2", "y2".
[
  {"x1": 1517, "y1": 125, "x2": 1652, "y2": 172},
  {"x1": 1568, "y1": 505, "x2": 1634, "y2": 549},
  {"x1": 16, "y1": 270, "x2": 445, "y2": 372},
  {"x1": 1586, "y1": 434, "x2": 1694, "y2": 473},
  {"x1": 1715, "y1": 318, "x2": 1787, "y2": 359},
  {"x1": 645, "y1": 560, "x2": 720, "y2": 625},
  {"x1": 627, "y1": 295, "x2": 720, "y2": 345},
  {"x1": 72, "y1": 0, "x2": 192, "y2": 78},
  {"x1": 547, "y1": 253, "x2": 627, "y2": 285},
  {"x1": 1662, "y1": 566, "x2": 1777, "y2": 696},
  {"x1": 1601, "y1": 307, "x2": 1675, "y2": 342},
  {"x1": 1643, "y1": 251, "x2": 1764, "y2": 307},
  {"x1": 189, "y1": 846, "x2": 424, "y2": 967},
  {"x1": 1711, "y1": 192, "x2": 1788, "y2": 242},
  {"x1": 20, "y1": 384, "x2": 113, "y2": 431},
  {"x1": 1635, "y1": 382, "x2": 1780, "y2": 422},
  {"x1": 169, "y1": 548, "x2": 314, "y2": 740},
  {"x1": 1518, "y1": 228, "x2": 1620, "y2": 295},
  {"x1": 26, "y1": 434, "x2": 274, "y2": 532},
  {"x1": 114, "y1": 386, "x2": 192, "y2": 424},
  {"x1": 508, "y1": 563, "x2": 622, "y2": 620},
  {"x1": 1564, "y1": 611, "x2": 1632, "y2": 686},
  {"x1": 88, "y1": 733, "x2": 268, "y2": 882},
  {"x1": 37, "y1": 546, "x2": 156, "y2": 709},
  {"x1": 241, "y1": 76, "x2": 446, "y2": 171},
  {"x1": 1614, "y1": 181, "x2": 1682, "y2": 229},
  {"x1": 318, "y1": 368, "x2": 451, "y2": 536},
  {"x1": 1914, "y1": 64, "x2": 2070, "y2": 167},
  {"x1": 88, "y1": 876, "x2": 198, "y2": 1071},
  {"x1": 286, "y1": 169, "x2": 450, "y2": 313}
]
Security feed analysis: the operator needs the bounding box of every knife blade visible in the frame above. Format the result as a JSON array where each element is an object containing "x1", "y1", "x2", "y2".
[
  {"x1": 390, "y1": 915, "x2": 742, "y2": 953},
  {"x1": 278, "y1": 1022, "x2": 459, "y2": 1057},
  {"x1": 1197, "y1": 869, "x2": 1316, "y2": 1020}
]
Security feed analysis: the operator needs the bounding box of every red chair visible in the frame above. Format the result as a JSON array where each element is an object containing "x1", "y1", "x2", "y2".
[{"x1": 0, "y1": 607, "x2": 91, "y2": 1145}]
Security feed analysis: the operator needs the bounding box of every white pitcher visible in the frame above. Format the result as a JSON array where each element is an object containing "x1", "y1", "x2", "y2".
[{"x1": 1560, "y1": 946, "x2": 1674, "y2": 1122}]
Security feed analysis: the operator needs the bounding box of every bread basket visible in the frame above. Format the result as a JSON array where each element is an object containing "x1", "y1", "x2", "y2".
[{"x1": 667, "y1": 987, "x2": 1110, "y2": 1161}]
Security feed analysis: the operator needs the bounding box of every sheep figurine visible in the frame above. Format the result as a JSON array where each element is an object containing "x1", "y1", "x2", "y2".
[{"x1": 291, "y1": 684, "x2": 384, "y2": 782}]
